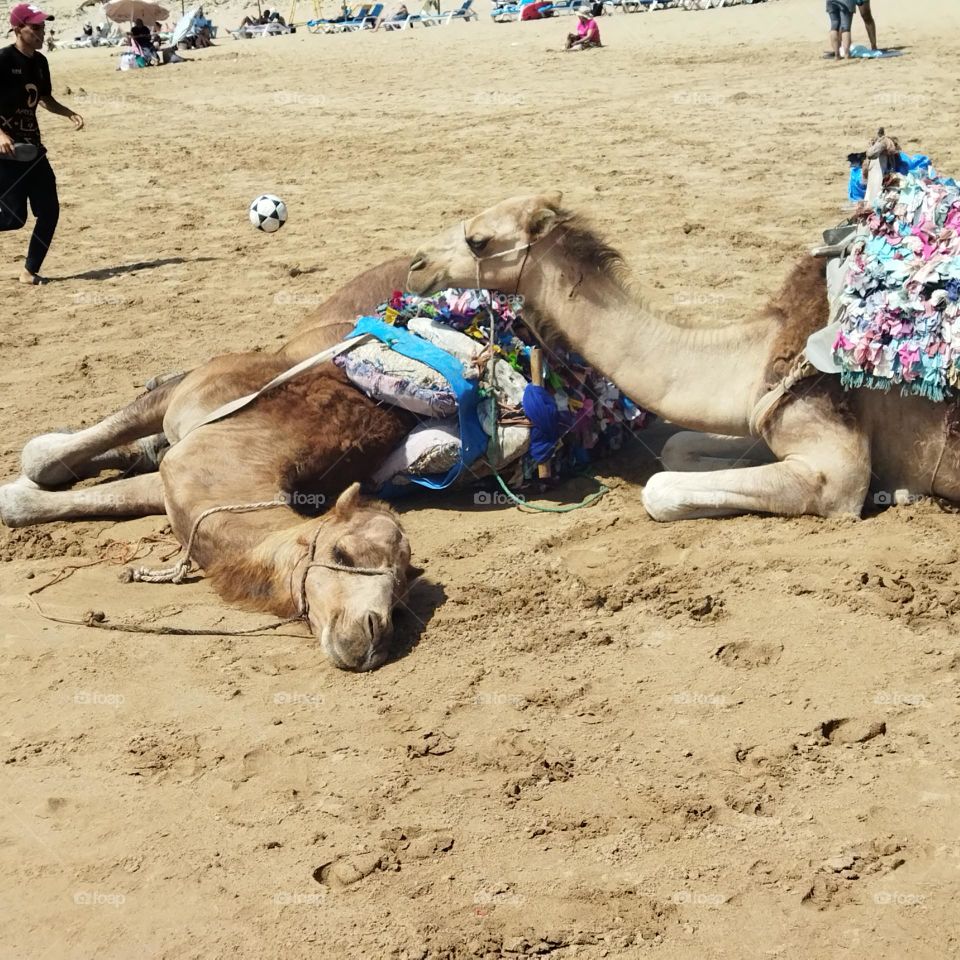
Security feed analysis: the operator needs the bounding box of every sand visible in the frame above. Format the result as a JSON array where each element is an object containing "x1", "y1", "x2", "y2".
[{"x1": 3, "y1": 1, "x2": 960, "y2": 956}]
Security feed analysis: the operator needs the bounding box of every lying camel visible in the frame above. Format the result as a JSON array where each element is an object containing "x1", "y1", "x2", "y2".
[
  {"x1": 1, "y1": 258, "x2": 421, "y2": 671},
  {"x1": 406, "y1": 192, "x2": 960, "y2": 520}
]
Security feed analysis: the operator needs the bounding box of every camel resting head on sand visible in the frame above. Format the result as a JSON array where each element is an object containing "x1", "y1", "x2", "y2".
[{"x1": 207, "y1": 484, "x2": 417, "y2": 671}]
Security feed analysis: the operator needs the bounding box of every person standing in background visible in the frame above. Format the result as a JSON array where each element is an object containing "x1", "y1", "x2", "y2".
[{"x1": 0, "y1": 4, "x2": 84, "y2": 286}]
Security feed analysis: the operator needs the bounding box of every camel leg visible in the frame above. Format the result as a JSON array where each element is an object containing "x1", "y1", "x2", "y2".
[
  {"x1": 19, "y1": 377, "x2": 181, "y2": 487},
  {"x1": 660, "y1": 432, "x2": 776, "y2": 472},
  {"x1": 0, "y1": 474, "x2": 165, "y2": 528},
  {"x1": 644, "y1": 392, "x2": 871, "y2": 521}
]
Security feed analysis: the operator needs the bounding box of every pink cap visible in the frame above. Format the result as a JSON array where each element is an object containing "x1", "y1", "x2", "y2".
[{"x1": 10, "y1": 3, "x2": 54, "y2": 27}]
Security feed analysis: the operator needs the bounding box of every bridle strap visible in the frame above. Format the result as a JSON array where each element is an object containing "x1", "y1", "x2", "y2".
[
  {"x1": 296, "y1": 519, "x2": 403, "y2": 618},
  {"x1": 462, "y1": 220, "x2": 534, "y2": 294}
]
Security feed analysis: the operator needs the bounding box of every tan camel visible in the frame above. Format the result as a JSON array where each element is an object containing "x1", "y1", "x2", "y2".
[
  {"x1": 405, "y1": 192, "x2": 960, "y2": 520},
  {"x1": 1, "y1": 259, "x2": 423, "y2": 670}
]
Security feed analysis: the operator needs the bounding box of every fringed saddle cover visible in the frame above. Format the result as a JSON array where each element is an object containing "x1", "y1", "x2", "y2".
[{"x1": 832, "y1": 172, "x2": 960, "y2": 401}]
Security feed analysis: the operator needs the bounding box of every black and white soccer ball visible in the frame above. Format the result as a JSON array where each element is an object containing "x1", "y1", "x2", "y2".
[{"x1": 249, "y1": 194, "x2": 288, "y2": 233}]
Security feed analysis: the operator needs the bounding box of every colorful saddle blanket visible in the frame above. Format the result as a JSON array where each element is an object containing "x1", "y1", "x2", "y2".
[
  {"x1": 832, "y1": 172, "x2": 960, "y2": 401},
  {"x1": 339, "y1": 288, "x2": 648, "y2": 493}
]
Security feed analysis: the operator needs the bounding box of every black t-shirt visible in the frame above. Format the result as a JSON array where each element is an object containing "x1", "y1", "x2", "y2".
[{"x1": 0, "y1": 45, "x2": 52, "y2": 147}]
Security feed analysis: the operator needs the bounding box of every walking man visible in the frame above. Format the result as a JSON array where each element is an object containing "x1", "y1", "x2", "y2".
[{"x1": 0, "y1": 4, "x2": 84, "y2": 285}]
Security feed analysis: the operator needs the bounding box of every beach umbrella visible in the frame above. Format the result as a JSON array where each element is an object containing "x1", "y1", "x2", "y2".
[
  {"x1": 170, "y1": 4, "x2": 199, "y2": 41},
  {"x1": 104, "y1": 0, "x2": 170, "y2": 23}
]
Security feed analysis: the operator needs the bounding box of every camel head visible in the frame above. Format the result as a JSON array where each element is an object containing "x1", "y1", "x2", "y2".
[
  {"x1": 407, "y1": 192, "x2": 568, "y2": 294},
  {"x1": 300, "y1": 484, "x2": 418, "y2": 672}
]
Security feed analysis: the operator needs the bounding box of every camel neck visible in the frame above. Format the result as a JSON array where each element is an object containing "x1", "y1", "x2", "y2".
[{"x1": 518, "y1": 252, "x2": 775, "y2": 435}]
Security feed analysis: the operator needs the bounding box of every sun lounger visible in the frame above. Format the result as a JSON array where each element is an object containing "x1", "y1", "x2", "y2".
[
  {"x1": 338, "y1": 3, "x2": 384, "y2": 30},
  {"x1": 414, "y1": 0, "x2": 477, "y2": 24},
  {"x1": 230, "y1": 22, "x2": 293, "y2": 39}
]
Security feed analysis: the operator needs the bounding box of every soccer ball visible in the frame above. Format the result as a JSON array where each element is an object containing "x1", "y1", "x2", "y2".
[{"x1": 249, "y1": 194, "x2": 287, "y2": 233}]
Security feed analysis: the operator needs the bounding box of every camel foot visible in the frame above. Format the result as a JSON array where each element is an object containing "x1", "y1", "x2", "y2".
[
  {"x1": 20, "y1": 431, "x2": 79, "y2": 487},
  {"x1": 0, "y1": 476, "x2": 44, "y2": 528}
]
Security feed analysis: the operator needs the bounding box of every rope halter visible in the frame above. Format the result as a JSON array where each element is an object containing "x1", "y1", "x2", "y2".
[{"x1": 462, "y1": 220, "x2": 534, "y2": 294}]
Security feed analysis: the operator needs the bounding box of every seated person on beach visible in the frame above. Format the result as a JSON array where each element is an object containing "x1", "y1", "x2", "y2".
[
  {"x1": 239, "y1": 10, "x2": 269, "y2": 27},
  {"x1": 191, "y1": 8, "x2": 215, "y2": 46},
  {"x1": 376, "y1": 4, "x2": 409, "y2": 28},
  {"x1": 130, "y1": 17, "x2": 159, "y2": 60},
  {"x1": 566, "y1": 8, "x2": 600, "y2": 50},
  {"x1": 82, "y1": 21, "x2": 93, "y2": 37},
  {"x1": 521, "y1": 1, "x2": 554, "y2": 20}
]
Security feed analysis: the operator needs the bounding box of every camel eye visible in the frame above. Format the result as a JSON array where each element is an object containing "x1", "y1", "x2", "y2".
[
  {"x1": 332, "y1": 546, "x2": 353, "y2": 567},
  {"x1": 466, "y1": 235, "x2": 490, "y2": 254}
]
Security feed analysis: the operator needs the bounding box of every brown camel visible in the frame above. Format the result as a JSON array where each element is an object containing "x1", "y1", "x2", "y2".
[
  {"x1": 1, "y1": 258, "x2": 424, "y2": 670},
  {"x1": 405, "y1": 192, "x2": 960, "y2": 520}
]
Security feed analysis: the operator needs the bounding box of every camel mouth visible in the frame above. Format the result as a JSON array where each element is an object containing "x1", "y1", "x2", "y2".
[{"x1": 317, "y1": 623, "x2": 391, "y2": 673}]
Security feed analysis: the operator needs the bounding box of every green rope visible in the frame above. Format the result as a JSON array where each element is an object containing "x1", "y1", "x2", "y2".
[{"x1": 491, "y1": 468, "x2": 610, "y2": 514}]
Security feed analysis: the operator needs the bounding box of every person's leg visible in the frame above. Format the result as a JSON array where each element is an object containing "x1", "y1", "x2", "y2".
[
  {"x1": 826, "y1": 3, "x2": 841, "y2": 58},
  {"x1": 858, "y1": 0, "x2": 877, "y2": 50},
  {"x1": 0, "y1": 161, "x2": 30, "y2": 234},
  {"x1": 839, "y1": 8, "x2": 852, "y2": 58},
  {"x1": 23, "y1": 155, "x2": 59, "y2": 283}
]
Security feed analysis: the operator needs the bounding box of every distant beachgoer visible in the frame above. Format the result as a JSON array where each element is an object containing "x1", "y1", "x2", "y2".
[
  {"x1": 376, "y1": 4, "x2": 409, "y2": 29},
  {"x1": 521, "y1": 0, "x2": 553, "y2": 20},
  {"x1": 856, "y1": 0, "x2": 877, "y2": 51},
  {"x1": 566, "y1": 8, "x2": 600, "y2": 50},
  {"x1": 82, "y1": 21, "x2": 92, "y2": 37},
  {"x1": 825, "y1": 0, "x2": 854, "y2": 60},
  {"x1": 0, "y1": 3, "x2": 84, "y2": 285},
  {"x1": 130, "y1": 17, "x2": 159, "y2": 61}
]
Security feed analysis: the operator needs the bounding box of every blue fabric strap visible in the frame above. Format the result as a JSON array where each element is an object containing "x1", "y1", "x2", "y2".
[{"x1": 347, "y1": 316, "x2": 488, "y2": 491}]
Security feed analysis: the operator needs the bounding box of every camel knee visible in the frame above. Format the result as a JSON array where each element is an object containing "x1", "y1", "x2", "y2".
[
  {"x1": 0, "y1": 477, "x2": 49, "y2": 527},
  {"x1": 642, "y1": 472, "x2": 704, "y2": 521},
  {"x1": 20, "y1": 432, "x2": 82, "y2": 487}
]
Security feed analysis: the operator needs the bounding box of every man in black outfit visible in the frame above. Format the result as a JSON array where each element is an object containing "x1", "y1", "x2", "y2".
[{"x1": 0, "y1": 3, "x2": 84, "y2": 285}]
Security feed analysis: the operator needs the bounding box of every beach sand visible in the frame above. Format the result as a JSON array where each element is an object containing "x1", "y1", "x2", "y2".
[{"x1": 3, "y1": 1, "x2": 960, "y2": 956}]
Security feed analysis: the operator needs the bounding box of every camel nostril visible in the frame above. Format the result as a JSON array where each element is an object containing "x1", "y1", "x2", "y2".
[
  {"x1": 409, "y1": 254, "x2": 426, "y2": 273},
  {"x1": 365, "y1": 612, "x2": 382, "y2": 642}
]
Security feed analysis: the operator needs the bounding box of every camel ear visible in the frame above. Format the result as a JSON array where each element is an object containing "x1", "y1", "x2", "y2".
[
  {"x1": 333, "y1": 482, "x2": 362, "y2": 517},
  {"x1": 522, "y1": 192, "x2": 565, "y2": 242}
]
